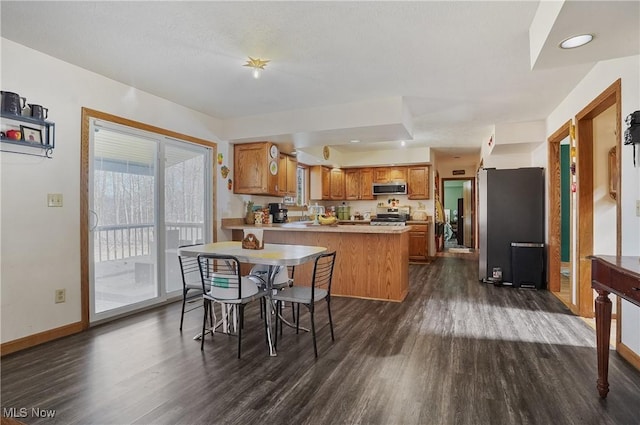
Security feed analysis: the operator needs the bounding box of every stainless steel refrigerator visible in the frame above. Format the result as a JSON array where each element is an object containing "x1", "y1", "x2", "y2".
[{"x1": 478, "y1": 167, "x2": 545, "y2": 285}]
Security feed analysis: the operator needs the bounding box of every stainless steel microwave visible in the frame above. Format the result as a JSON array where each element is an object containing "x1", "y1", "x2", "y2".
[{"x1": 372, "y1": 182, "x2": 407, "y2": 195}]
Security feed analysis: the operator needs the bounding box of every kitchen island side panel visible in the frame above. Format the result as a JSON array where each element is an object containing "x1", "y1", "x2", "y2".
[{"x1": 231, "y1": 228, "x2": 409, "y2": 301}]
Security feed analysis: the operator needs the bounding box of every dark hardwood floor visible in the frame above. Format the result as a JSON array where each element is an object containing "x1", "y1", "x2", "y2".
[{"x1": 2, "y1": 256, "x2": 640, "y2": 425}]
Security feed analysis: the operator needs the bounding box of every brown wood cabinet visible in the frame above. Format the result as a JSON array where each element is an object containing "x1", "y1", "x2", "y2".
[
  {"x1": 373, "y1": 168, "x2": 389, "y2": 183},
  {"x1": 407, "y1": 166, "x2": 430, "y2": 199},
  {"x1": 373, "y1": 166, "x2": 407, "y2": 183},
  {"x1": 329, "y1": 168, "x2": 345, "y2": 200},
  {"x1": 408, "y1": 224, "x2": 430, "y2": 262},
  {"x1": 345, "y1": 168, "x2": 374, "y2": 200},
  {"x1": 389, "y1": 167, "x2": 408, "y2": 182},
  {"x1": 277, "y1": 153, "x2": 297, "y2": 196},
  {"x1": 311, "y1": 166, "x2": 345, "y2": 200},
  {"x1": 234, "y1": 142, "x2": 278, "y2": 195}
]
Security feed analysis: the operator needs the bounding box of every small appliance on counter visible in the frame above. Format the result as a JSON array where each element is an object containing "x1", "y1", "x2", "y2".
[
  {"x1": 370, "y1": 206, "x2": 410, "y2": 226},
  {"x1": 268, "y1": 203, "x2": 288, "y2": 223},
  {"x1": 308, "y1": 203, "x2": 325, "y2": 225}
]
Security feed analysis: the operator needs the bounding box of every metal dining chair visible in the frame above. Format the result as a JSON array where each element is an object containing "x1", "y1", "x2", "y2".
[
  {"x1": 178, "y1": 244, "x2": 210, "y2": 331},
  {"x1": 197, "y1": 253, "x2": 267, "y2": 358},
  {"x1": 273, "y1": 251, "x2": 337, "y2": 357}
]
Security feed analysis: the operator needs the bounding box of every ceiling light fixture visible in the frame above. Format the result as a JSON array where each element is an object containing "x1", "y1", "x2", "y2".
[
  {"x1": 244, "y1": 57, "x2": 270, "y2": 79},
  {"x1": 350, "y1": 139, "x2": 360, "y2": 143},
  {"x1": 401, "y1": 141, "x2": 406, "y2": 147},
  {"x1": 559, "y1": 34, "x2": 594, "y2": 49}
]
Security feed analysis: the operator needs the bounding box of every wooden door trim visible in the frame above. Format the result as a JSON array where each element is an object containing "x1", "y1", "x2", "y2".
[
  {"x1": 547, "y1": 120, "x2": 572, "y2": 294},
  {"x1": 574, "y1": 79, "x2": 621, "y2": 318},
  {"x1": 80, "y1": 108, "x2": 218, "y2": 329},
  {"x1": 441, "y1": 177, "x2": 476, "y2": 248}
]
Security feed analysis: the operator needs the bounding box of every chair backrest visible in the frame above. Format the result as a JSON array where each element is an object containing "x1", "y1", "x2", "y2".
[
  {"x1": 197, "y1": 254, "x2": 260, "y2": 301},
  {"x1": 311, "y1": 251, "x2": 337, "y2": 298},
  {"x1": 178, "y1": 244, "x2": 202, "y2": 290}
]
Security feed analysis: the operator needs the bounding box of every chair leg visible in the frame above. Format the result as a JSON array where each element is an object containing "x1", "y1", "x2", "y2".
[
  {"x1": 278, "y1": 301, "x2": 284, "y2": 336},
  {"x1": 238, "y1": 304, "x2": 244, "y2": 359},
  {"x1": 180, "y1": 289, "x2": 188, "y2": 331},
  {"x1": 327, "y1": 297, "x2": 335, "y2": 341},
  {"x1": 310, "y1": 305, "x2": 318, "y2": 358},
  {"x1": 274, "y1": 300, "x2": 279, "y2": 349},
  {"x1": 201, "y1": 300, "x2": 208, "y2": 351},
  {"x1": 296, "y1": 303, "x2": 300, "y2": 334},
  {"x1": 291, "y1": 302, "x2": 296, "y2": 324},
  {"x1": 209, "y1": 300, "x2": 214, "y2": 328},
  {"x1": 260, "y1": 297, "x2": 264, "y2": 319}
]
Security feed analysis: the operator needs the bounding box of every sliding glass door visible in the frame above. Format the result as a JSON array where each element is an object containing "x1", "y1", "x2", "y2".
[{"x1": 89, "y1": 120, "x2": 212, "y2": 322}]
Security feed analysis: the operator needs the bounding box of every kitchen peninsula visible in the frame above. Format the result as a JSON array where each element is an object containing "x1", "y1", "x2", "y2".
[{"x1": 222, "y1": 222, "x2": 410, "y2": 301}]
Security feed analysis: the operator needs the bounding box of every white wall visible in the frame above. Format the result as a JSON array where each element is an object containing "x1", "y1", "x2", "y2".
[
  {"x1": 0, "y1": 39, "x2": 228, "y2": 342},
  {"x1": 545, "y1": 54, "x2": 640, "y2": 355},
  {"x1": 592, "y1": 106, "x2": 617, "y2": 255}
]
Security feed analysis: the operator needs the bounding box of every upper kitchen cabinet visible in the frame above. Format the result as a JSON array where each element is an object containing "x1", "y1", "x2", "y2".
[
  {"x1": 330, "y1": 168, "x2": 345, "y2": 200},
  {"x1": 373, "y1": 166, "x2": 407, "y2": 183},
  {"x1": 234, "y1": 142, "x2": 279, "y2": 195},
  {"x1": 277, "y1": 153, "x2": 298, "y2": 196},
  {"x1": 407, "y1": 165, "x2": 430, "y2": 199},
  {"x1": 345, "y1": 168, "x2": 374, "y2": 200},
  {"x1": 310, "y1": 166, "x2": 345, "y2": 200}
]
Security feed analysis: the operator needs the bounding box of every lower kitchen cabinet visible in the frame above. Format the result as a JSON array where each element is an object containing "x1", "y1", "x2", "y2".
[{"x1": 408, "y1": 223, "x2": 430, "y2": 262}]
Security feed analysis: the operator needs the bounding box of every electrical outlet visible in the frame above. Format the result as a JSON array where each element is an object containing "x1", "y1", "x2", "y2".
[
  {"x1": 637, "y1": 200, "x2": 640, "y2": 217},
  {"x1": 55, "y1": 289, "x2": 66, "y2": 304},
  {"x1": 47, "y1": 193, "x2": 63, "y2": 207}
]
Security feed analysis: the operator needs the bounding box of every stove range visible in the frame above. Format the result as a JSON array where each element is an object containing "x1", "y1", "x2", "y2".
[
  {"x1": 370, "y1": 218, "x2": 406, "y2": 226},
  {"x1": 370, "y1": 208, "x2": 410, "y2": 226}
]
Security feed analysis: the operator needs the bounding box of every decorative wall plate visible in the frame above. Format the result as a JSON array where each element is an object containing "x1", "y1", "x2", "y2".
[
  {"x1": 323, "y1": 145, "x2": 330, "y2": 160},
  {"x1": 270, "y1": 144, "x2": 279, "y2": 158},
  {"x1": 269, "y1": 160, "x2": 278, "y2": 175}
]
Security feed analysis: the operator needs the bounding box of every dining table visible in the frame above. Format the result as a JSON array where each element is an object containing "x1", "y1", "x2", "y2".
[{"x1": 178, "y1": 241, "x2": 327, "y2": 356}]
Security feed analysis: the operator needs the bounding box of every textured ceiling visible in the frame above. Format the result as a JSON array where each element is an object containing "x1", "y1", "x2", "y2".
[{"x1": 1, "y1": 1, "x2": 638, "y2": 164}]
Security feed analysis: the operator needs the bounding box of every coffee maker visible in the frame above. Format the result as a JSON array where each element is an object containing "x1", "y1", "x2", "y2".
[{"x1": 268, "y1": 203, "x2": 288, "y2": 223}]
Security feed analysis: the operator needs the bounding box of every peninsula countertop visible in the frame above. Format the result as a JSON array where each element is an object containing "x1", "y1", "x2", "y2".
[{"x1": 222, "y1": 222, "x2": 412, "y2": 234}]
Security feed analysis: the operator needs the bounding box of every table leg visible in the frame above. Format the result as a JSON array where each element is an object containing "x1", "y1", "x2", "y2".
[
  {"x1": 594, "y1": 289, "x2": 612, "y2": 399},
  {"x1": 265, "y1": 266, "x2": 277, "y2": 356}
]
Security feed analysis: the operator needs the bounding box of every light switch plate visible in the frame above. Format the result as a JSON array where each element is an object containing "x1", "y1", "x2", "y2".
[
  {"x1": 47, "y1": 193, "x2": 63, "y2": 207},
  {"x1": 636, "y1": 200, "x2": 640, "y2": 217}
]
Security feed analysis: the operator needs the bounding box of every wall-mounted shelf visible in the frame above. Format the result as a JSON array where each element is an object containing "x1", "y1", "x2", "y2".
[{"x1": 0, "y1": 112, "x2": 55, "y2": 158}]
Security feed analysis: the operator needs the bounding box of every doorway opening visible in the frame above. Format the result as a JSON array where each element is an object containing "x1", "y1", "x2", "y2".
[{"x1": 442, "y1": 177, "x2": 475, "y2": 253}]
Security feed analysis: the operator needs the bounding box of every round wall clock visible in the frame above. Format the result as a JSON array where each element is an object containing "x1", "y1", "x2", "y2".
[
  {"x1": 270, "y1": 144, "x2": 279, "y2": 159},
  {"x1": 323, "y1": 146, "x2": 330, "y2": 160}
]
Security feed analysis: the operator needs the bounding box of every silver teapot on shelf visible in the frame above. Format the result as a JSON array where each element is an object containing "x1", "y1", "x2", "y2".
[{"x1": 22, "y1": 103, "x2": 48, "y2": 120}]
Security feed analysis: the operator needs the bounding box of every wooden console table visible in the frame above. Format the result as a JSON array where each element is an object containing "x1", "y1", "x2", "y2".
[{"x1": 590, "y1": 255, "x2": 640, "y2": 398}]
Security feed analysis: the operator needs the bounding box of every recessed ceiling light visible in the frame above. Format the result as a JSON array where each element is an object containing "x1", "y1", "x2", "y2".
[
  {"x1": 401, "y1": 141, "x2": 406, "y2": 147},
  {"x1": 559, "y1": 34, "x2": 594, "y2": 49},
  {"x1": 350, "y1": 139, "x2": 360, "y2": 143}
]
